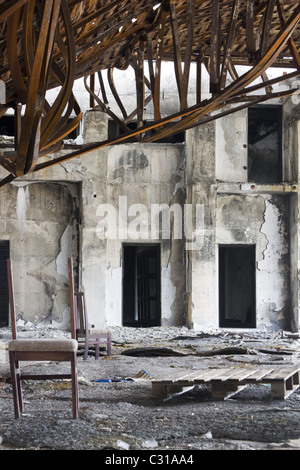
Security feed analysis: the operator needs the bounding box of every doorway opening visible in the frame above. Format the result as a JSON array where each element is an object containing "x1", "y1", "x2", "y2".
[
  {"x1": 0, "y1": 241, "x2": 10, "y2": 327},
  {"x1": 219, "y1": 245, "x2": 256, "y2": 328},
  {"x1": 248, "y1": 105, "x2": 282, "y2": 184},
  {"x1": 122, "y1": 244, "x2": 161, "y2": 327}
]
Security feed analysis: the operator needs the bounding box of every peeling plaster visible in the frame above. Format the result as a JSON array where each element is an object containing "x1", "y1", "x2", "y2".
[
  {"x1": 7, "y1": 182, "x2": 79, "y2": 327},
  {"x1": 105, "y1": 266, "x2": 122, "y2": 326},
  {"x1": 214, "y1": 193, "x2": 290, "y2": 329},
  {"x1": 161, "y1": 266, "x2": 176, "y2": 323},
  {"x1": 16, "y1": 186, "x2": 30, "y2": 220},
  {"x1": 216, "y1": 110, "x2": 247, "y2": 183},
  {"x1": 257, "y1": 197, "x2": 290, "y2": 328}
]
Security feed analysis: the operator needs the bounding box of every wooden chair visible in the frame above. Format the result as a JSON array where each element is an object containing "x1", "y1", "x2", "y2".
[
  {"x1": 74, "y1": 291, "x2": 111, "y2": 360},
  {"x1": 7, "y1": 258, "x2": 79, "y2": 419}
]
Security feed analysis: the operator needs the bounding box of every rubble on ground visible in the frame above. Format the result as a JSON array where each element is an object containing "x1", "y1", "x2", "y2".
[{"x1": 0, "y1": 326, "x2": 299, "y2": 451}]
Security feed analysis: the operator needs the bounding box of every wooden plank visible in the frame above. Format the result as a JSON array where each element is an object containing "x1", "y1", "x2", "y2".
[
  {"x1": 190, "y1": 368, "x2": 235, "y2": 383},
  {"x1": 210, "y1": 368, "x2": 248, "y2": 382},
  {"x1": 224, "y1": 368, "x2": 261, "y2": 382},
  {"x1": 155, "y1": 368, "x2": 234, "y2": 385},
  {"x1": 242, "y1": 367, "x2": 275, "y2": 382},
  {"x1": 166, "y1": 369, "x2": 206, "y2": 384},
  {"x1": 262, "y1": 367, "x2": 300, "y2": 381},
  {"x1": 173, "y1": 369, "x2": 216, "y2": 384},
  {"x1": 154, "y1": 369, "x2": 195, "y2": 384}
]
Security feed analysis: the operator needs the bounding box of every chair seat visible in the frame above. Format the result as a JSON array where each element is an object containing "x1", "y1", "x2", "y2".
[{"x1": 9, "y1": 339, "x2": 78, "y2": 352}]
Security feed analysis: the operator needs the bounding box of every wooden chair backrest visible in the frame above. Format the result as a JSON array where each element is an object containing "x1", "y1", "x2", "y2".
[
  {"x1": 74, "y1": 292, "x2": 88, "y2": 336},
  {"x1": 68, "y1": 257, "x2": 77, "y2": 340},
  {"x1": 7, "y1": 259, "x2": 17, "y2": 340}
]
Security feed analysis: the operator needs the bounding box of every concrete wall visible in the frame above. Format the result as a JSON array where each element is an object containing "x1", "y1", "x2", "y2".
[
  {"x1": 104, "y1": 141, "x2": 186, "y2": 326},
  {"x1": 0, "y1": 109, "x2": 187, "y2": 330},
  {"x1": 0, "y1": 181, "x2": 79, "y2": 326},
  {"x1": 0, "y1": 73, "x2": 300, "y2": 332},
  {"x1": 0, "y1": 110, "x2": 109, "y2": 330},
  {"x1": 187, "y1": 104, "x2": 300, "y2": 331}
]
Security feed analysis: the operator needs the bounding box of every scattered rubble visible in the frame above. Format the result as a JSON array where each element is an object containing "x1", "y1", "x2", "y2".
[{"x1": 0, "y1": 325, "x2": 300, "y2": 451}]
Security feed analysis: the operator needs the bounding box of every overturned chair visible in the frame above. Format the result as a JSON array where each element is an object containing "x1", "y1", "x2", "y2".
[{"x1": 7, "y1": 258, "x2": 79, "y2": 419}]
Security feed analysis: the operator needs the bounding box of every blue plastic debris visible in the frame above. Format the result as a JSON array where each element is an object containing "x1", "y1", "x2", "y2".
[
  {"x1": 92, "y1": 369, "x2": 152, "y2": 383},
  {"x1": 92, "y1": 376, "x2": 134, "y2": 383}
]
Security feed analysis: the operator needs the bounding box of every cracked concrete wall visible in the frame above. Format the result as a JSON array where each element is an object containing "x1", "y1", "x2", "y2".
[
  {"x1": 0, "y1": 109, "x2": 186, "y2": 329},
  {"x1": 0, "y1": 109, "x2": 108, "y2": 331},
  {"x1": 0, "y1": 181, "x2": 79, "y2": 326},
  {"x1": 187, "y1": 101, "x2": 300, "y2": 331},
  {"x1": 216, "y1": 194, "x2": 291, "y2": 330},
  {"x1": 1, "y1": 94, "x2": 300, "y2": 332}
]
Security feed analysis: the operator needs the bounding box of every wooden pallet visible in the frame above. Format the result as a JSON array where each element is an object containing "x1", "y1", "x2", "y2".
[{"x1": 151, "y1": 366, "x2": 300, "y2": 400}]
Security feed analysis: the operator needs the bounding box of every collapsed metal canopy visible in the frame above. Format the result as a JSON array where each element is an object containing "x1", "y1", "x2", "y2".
[{"x1": 0, "y1": 0, "x2": 299, "y2": 186}]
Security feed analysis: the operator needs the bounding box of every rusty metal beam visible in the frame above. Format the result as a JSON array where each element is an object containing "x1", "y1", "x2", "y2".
[
  {"x1": 0, "y1": 0, "x2": 28, "y2": 23},
  {"x1": 210, "y1": 0, "x2": 221, "y2": 94},
  {"x1": 0, "y1": 1, "x2": 300, "y2": 186}
]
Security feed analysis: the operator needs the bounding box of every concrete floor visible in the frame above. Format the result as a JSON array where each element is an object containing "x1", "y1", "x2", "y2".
[{"x1": 0, "y1": 326, "x2": 300, "y2": 452}]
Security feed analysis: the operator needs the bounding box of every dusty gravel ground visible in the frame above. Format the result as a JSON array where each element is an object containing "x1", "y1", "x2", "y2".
[{"x1": 0, "y1": 325, "x2": 300, "y2": 453}]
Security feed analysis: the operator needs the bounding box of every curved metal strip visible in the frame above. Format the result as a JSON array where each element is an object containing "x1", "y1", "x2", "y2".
[
  {"x1": 6, "y1": 7, "x2": 27, "y2": 103},
  {"x1": 17, "y1": 0, "x2": 61, "y2": 176},
  {"x1": 40, "y1": 0, "x2": 78, "y2": 149}
]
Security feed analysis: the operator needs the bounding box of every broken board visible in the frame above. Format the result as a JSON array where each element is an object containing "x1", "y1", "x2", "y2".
[{"x1": 151, "y1": 366, "x2": 300, "y2": 400}]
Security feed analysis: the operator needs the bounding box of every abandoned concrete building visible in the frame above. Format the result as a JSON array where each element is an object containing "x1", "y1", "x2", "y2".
[{"x1": 0, "y1": 1, "x2": 300, "y2": 336}]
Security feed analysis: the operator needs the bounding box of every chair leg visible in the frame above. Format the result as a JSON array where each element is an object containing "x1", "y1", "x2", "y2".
[
  {"x1": 84, "y1": 338, "x2": 89, "y2": 360},
  {"x1": 95, "y1": 338, "x2": 100, "y2": 360},
  {"x1": 9, "y1": 352, "x2": 22, "y2": 418},
  {"x1": 71, "y1": 353, "x2": 79, "y2": 419},
  {"x1": 16, "y1": 360, "x2": 23, "y2": 412},
  {"x1": 107, "y1": 332, "x2": 112, "y2": 356}
]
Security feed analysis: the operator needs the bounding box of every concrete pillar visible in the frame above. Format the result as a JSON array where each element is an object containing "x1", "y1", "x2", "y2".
[
  {"x1": 290, "y1": 120, "x2": 300, "y2": 331},
  {"x1": 81, "y1": 110, "x2": 108, "y2": 328},
  {"x1": 186, "y1": 122, "x2": 218, "y2": 329}
]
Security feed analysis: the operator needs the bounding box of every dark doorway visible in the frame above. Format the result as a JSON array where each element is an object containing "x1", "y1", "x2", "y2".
[
  {"x1": 219, "y1": 245, "x2": 256, "y2": 328},
  {"x1": 248, "y1": 105, "x2": 282, "y2": 184},
  {"x1": 0, "y1": 241, "x2": 10, "y2": 327},
  {"x1": 123, "y1": 244, "x2": 161, "y2": 327}
]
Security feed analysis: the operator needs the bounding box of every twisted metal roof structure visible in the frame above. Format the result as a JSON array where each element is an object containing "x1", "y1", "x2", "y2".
[{"x1": 0, "y1": 0, "x2": 299, "y2": 185}]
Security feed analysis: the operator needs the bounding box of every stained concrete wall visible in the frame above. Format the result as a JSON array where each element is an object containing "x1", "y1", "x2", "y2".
[
  {"x1": 0, "y1": 82, "x2": 300, "y2": 332},
  {"x1": 0, "y1": 110, "x2": 109, "y2": 330},
  {"x1": 0, "y1": 181, "x2": 79, "y2": 327},
  {"x1": 216, "y1": 193, "x2": 291, "y2": 329},
  {"x1": 187, "y1": 103, "x2": 300, "y2": 331},
  {"x1": 0, "y1": 109, "x2": 186, "y2": 330},
  {"x1": 104, "y1": 142, "x2": 186, "y2": 326}
]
